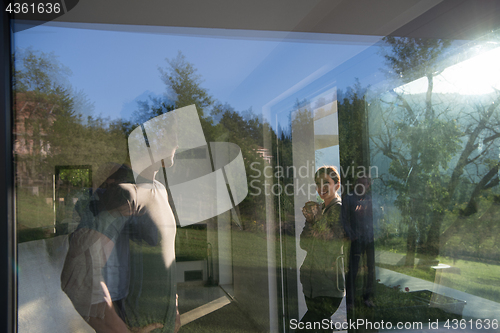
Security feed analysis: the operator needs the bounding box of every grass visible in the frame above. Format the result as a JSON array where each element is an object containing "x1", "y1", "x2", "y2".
[
  {"x1": 126, "y1": 242, "x2": 178, "y2": 332},
  {"x1": 16, "y1": 188, "x2": 56, "y2": 242},
  {"x1": 122, "y1": 227, "x2": 272, "y2": 332},
  {"x1": 175, "y1": 225, "x2": 208, "y2": 262},
  {"x1": 354, "y1": 283, "x2": 464, "y2": 325},
  {"x1": 16, "y1": 188, "x2": 54, "y2": 230},
  {"x1": 436, "y1": 257, "x2": 500, "y2": 302},
  {"x1": 16, "y1": 186, "x2": 86, "y2": 242},
  {"x1": 376, "y1": 255, "x2": 500, "y2": 303},
  {"x1": 16, "y1": 191, "x2": 500, "y2": 331},
  {"x1": 86, "y1": 228, "x2": 500, "y2": 331}
]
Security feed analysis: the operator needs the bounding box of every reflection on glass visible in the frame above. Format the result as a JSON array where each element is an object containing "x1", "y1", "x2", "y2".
[
  {"x1": 297, "y1": 167, "x2": 345, "y2": 332},
  {"x1": 12, "y1": 19, "x2": 500, "y2": 333},
  {"x1": 61, "y1": 162, "x2": 179, "y2": 333},
  {"x1": 342, "y1": 177, "x2": 375, "y2": 311},
  {"x1": 365, "y1": 36, "x2": 500, "y2": 325}
]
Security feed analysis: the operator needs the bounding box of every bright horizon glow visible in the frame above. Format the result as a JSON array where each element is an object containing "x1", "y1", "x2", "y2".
[{"x1": 395, "y1": 46, "x2": 500, "y2": 95}]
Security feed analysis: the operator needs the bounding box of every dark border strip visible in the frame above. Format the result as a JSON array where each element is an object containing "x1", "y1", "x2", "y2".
[{"x1": 1, "y1": 2, "x2": 16, "y2": 332}]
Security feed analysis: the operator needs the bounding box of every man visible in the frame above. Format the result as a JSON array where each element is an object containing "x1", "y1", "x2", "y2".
[
  {"x1": 342, "y1": 176, "x2": 375, "y2": 311},
  {"x1": 62, "y1": 109, "x2": 180, "y2": 333}
]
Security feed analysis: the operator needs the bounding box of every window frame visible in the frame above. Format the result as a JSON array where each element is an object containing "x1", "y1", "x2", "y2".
[{"x1": 1, "y1": 8, "x2": 16, "y2": 333}]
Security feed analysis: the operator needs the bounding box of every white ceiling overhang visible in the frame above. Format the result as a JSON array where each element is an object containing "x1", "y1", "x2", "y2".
[{"x1": 14, "y1": 0, "x2": 500, "y2": 39}]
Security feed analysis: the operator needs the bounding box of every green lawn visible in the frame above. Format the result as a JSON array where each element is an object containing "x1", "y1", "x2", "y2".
[
  {"x1": 18, "y1": 194, "x2": 500, "y2": 330},
  {"x1": 124, "y1": 227, "x2": 272, "y2": 332},
  {"x1": 376, "y1": 255, "x2": 500, "y2": 303},
  {"x1": 435, "y1": 257, "x2": 500, "y2": 302},
  {"x1": 16, "y1": 188, "x2": 54, "y2": 230}
]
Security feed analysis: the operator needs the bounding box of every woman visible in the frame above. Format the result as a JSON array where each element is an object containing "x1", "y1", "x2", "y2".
[{"x1": 298, "y1": 166, "x2": 346, "y2": 332}]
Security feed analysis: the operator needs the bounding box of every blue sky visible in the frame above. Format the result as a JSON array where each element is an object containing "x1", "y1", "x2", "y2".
[{"x1": 13, "y1": 22, "x2": 384, "y2": 123}]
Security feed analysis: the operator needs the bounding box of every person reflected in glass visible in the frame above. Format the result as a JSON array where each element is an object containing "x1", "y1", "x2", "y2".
[
  {"x1": 342, "y1": 176, "x2": 375, "y2": 311},
  {"x1": 298, "y1": 166, "x2": 346, "y2": 332},
  {"x1": 61, "y1": 160, "x2": 180, "y2": 333}
]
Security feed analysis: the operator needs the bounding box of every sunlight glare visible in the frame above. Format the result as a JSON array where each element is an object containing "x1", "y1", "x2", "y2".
[{"x1": 395, "y1": 46, "x2": 500, "y2": 95}]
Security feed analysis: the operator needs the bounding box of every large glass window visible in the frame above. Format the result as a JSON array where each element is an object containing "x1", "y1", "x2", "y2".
[{"x1": 10, "y1": 3, "x2": 500, "y2": 333}]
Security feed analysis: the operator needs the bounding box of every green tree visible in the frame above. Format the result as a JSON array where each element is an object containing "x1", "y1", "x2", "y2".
[
  {"x1": 338, "y1": 80, "x2": 370, "y2": 187},
  {"x1": 372, "y1": 37, "x2": 500, "y2": 264},
  {"x1": 14, "y1": 48, "x2": 72, "y2": 93},
  {"x1": 14, "y1": 48, "x2": 76, "y2": 185},
  {"x1": 136, "y1": 51, "x2": 279, "y2": 227},
  {"x1": 159, "y1": 51, "x2": 213, "y2": 118},
  {"x1": 14, "y1": 49, "x2": 130, "y2": 233}
]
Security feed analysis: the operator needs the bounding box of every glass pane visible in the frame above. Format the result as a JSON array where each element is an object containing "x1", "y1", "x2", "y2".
[
  {"x1": 364, "y1": 35, "x2": 500, "y2": 327},
  {"x1": 12, "y1": 10, "x2": 500, "y2": 333}
]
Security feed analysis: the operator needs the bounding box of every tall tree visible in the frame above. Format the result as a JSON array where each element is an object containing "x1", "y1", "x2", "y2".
[
  {"x1": 372, "y1": 37, "x2": 500, "y2": 264},
  {"x1": 13, "y1": 48, "x2": 76, "y2": 184},
  {"x1": 158, "y1": 51, "x2": 213, "y2": 118},
  {"x1": 338, "y1": 80, "x2": 370, "y2": 188},
  {"x1": 14, "y1": 48, "x2": 129, "y2": 194},
  {"x1": 135, "y1": 51, "x2": 278, "y2": 225}
]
